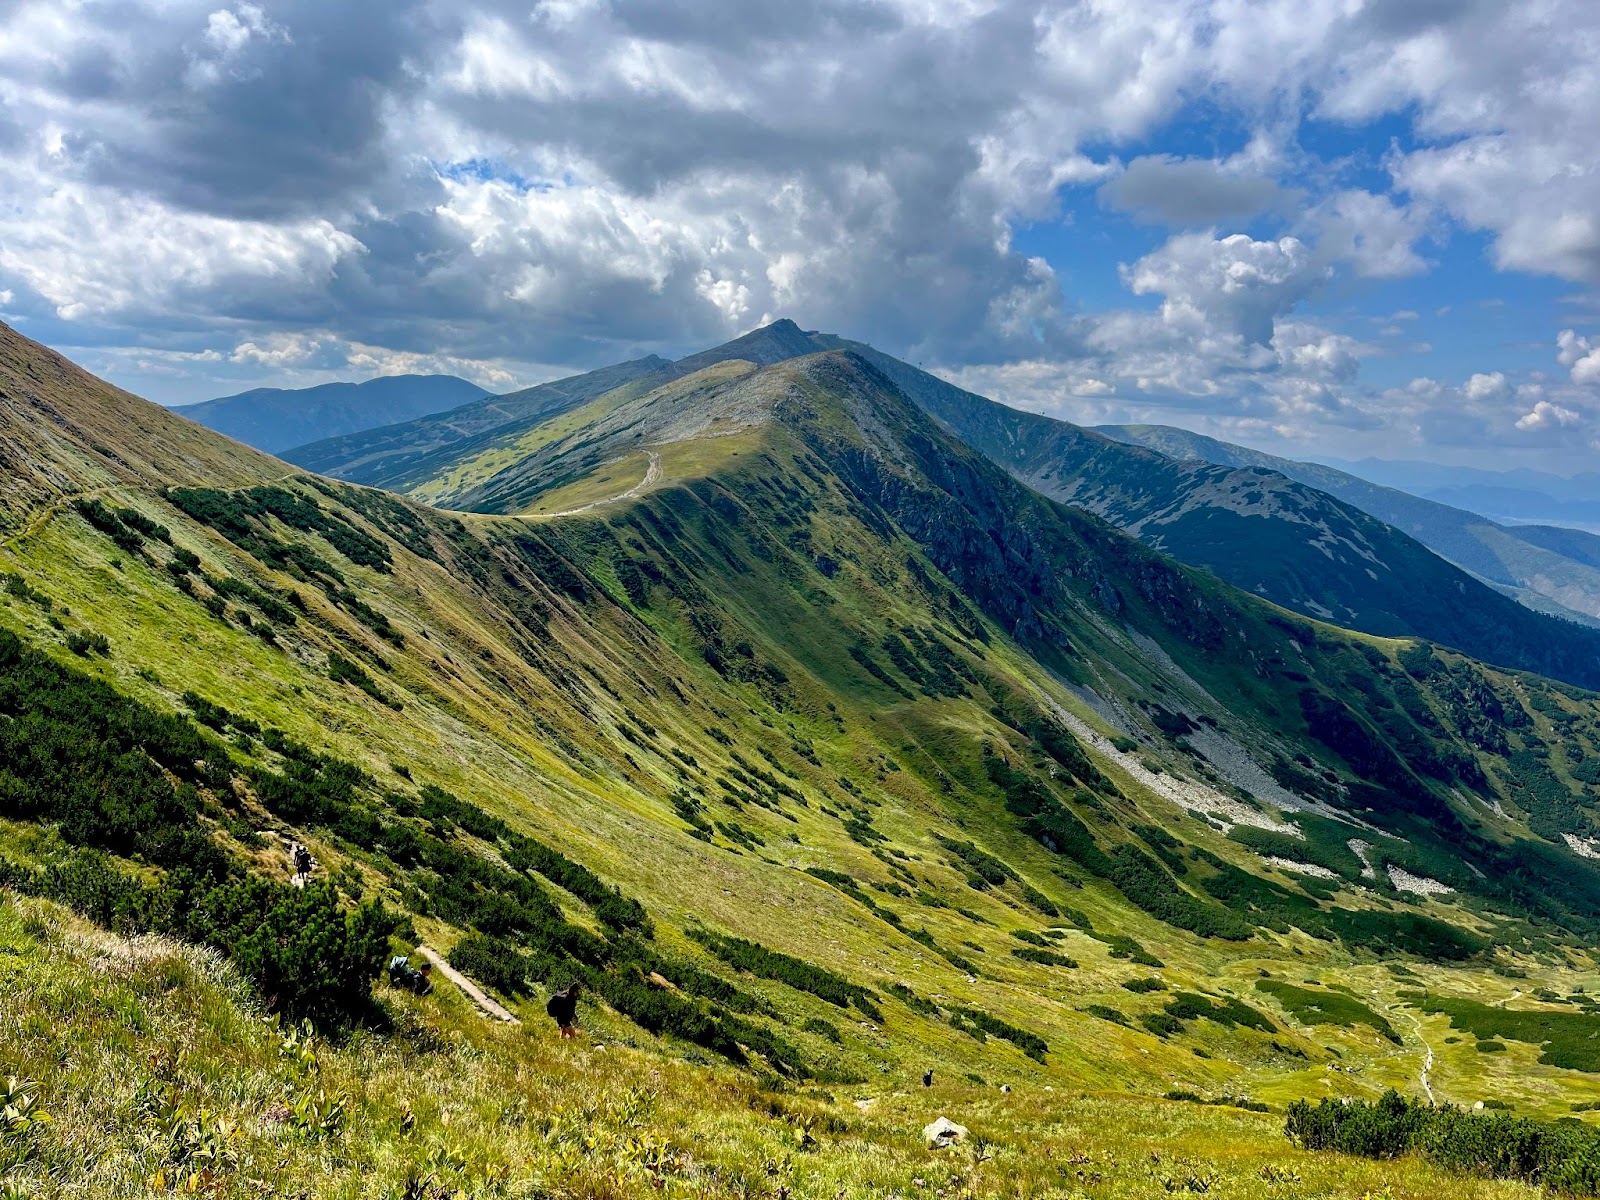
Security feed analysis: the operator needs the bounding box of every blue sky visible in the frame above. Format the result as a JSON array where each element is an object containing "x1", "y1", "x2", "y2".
[{"x1": 2, "y1": 0, "x2": 1599, "y2": 469}]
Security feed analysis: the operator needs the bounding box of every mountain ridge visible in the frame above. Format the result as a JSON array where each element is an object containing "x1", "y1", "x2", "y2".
[
  {"x1": 308, "y1": 319, "x2": 1600, "y2": 691},
  {"x1": 10, "y1": 319, "x2": 1600, "y2": 1195},
  {"x1": 1098, "y1": 423, "x2": 1600, "y2": 625}
]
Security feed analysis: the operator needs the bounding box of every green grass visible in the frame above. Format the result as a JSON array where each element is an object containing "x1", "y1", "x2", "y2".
[
  {"x1": 1413, "y1": 993, "x2": 1600, "y2": 1073},
  {"x1": 14, "y1": 328, "x2": 1600, "y2": 1193},
  {"x1": 1256, "y1": 979, "x2": 1403, "y2": 1044},
  {"x1": 0, "y1": 891, "x2": 1558, "y2": 1200}
]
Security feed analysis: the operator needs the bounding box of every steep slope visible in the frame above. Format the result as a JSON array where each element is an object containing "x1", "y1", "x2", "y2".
[
  {"x1": 12, "y1": 323, "x2": 1600, "y2": 1194},
  {"x1": 1101, "y1": 423, "x2": 1600, "y2": 625},
  {"x1": 390, "y1": 319, "x2": 1600, "y2": 688},
  {"x1": 0, "y1": 321, "x2": 287, "y2": 533},
  {"x1": 809, "y1": 338, "x2": 1600, "y2": 690},
  {"x1": 176, "y1": 374, "x2": 488, "y2": 454}
]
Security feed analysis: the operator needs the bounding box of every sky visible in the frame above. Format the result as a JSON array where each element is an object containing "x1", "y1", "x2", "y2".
[{"x1": 3, "y1": 1, "x2": 1600, "y2": 470}]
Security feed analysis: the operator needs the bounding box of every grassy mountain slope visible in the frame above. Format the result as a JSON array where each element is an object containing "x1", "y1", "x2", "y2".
[
  {"x1": 284, "y1": 355, "x2": 671, "y2": 488},
  {"x1": 10, "y1": 325, "x2": 1600, "y2": 1193},
  {"x1": 1100, "y1": 423, "x2": 1600, "y2": 626},
  {"x1": 0, "y1": 322, "x2": 289, "y2": 533},
  {"x1": 284, "y1": 322, "x2": 832, "y2": 499},
  {"x1": 373, "y1": 318, "x2": 1600, "y2": 689},
  {"x1": 810, "y1": 337, "x2": 1600, "y2": 691},
  {"x1": 177, "y1": 374, "x2": 489, "y2": 455}
]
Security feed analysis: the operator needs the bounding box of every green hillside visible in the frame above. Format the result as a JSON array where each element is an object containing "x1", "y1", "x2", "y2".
[
  {"x1": 8, "y1": 324, "x2": 1600, "y2": 1196},
  {"x1": 819, "y1": 338, "x2": 1600, "y2": 692},
  {"x1": 322, "y1": 318, "x2": 1600, "y2": 693}
]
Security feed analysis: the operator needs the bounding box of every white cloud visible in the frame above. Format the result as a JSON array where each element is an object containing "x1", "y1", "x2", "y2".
[
  {"x1": 0, "y1": 0, "x2": 1598, "y2": 453},
  {"x1": 1308, "y1": 190, "x2": 1430, "y2": 279},
  {"x1": 229, "y1": 333, "x2": 326, "y2": 368},
  {"x1": 1124, "y1": 232, "x2": 1328, "y2": 345},
  {"x1": 1516, "y1": 400, "x2": 1582, "y2": 431},
  {"x1": 1463, "y1": 371, "x2": 1510, "y2": 402},
  {"x1": 1558, "y1": 329, "x2": 1600, "y2": 386},
  {"x1": 189, "y1": 3, "x2": 291, "y2": 88}
]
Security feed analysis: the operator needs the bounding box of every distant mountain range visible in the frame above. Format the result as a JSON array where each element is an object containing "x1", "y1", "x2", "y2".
[
  {"x1": 1098, "y1": 425, "x2": 1600, "y2": 626},
  {"x1": 1323, "y1": 456, "x2": 1600, "y2": 505},
  {"x1": 1322, "y1": 456, "x2": 1600, "y2": 533},
  {"x1": 175, "y1": 374, "x2": 489, "y2": 454}
]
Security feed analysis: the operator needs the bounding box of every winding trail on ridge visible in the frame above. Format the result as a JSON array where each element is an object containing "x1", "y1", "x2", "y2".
[{"x1": 539, "y1": 451, "x2": 661, "y2": 518}]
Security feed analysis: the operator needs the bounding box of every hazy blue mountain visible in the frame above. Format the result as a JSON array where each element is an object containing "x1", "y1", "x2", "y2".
[
  {"x1": 1324, "y1": 456, "x2": 1600, "y2": 506},
  {"x1": 1424, "y1": 484, "x2": 1600, "y2": 531},
  {"x1": 176, "y1": 374, "x2": 488, "y2": 454}
]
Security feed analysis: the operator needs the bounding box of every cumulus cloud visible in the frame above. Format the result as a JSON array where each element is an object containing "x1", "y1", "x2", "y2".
[
  {"x1": 0, "y1": 0, "x2": 1596, "y2": 445},
  {"x1": 1124, "y1": 232, "x2": 1329, "y2": 346},
  {"x1": 1516, "y1": 400, "x2": 1581, "y2": 431},
  {"x1": 1558, "y1": 330, "x2": 1600, "y2": 386},
  {"x1": 1307, "y1": 190, "x2": 1430, "y2": 279},
  {"x1": 1463, "y1": 372, "x2": 1510, "y2": 403}
]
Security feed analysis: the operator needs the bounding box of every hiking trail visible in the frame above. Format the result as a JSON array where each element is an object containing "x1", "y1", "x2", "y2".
[
  {"x1": 415, "y1": 945, "x2": 521, "y2": 1025},
  {"x1": 540, "y1": 451, "x2": 661, "y2": 517}
]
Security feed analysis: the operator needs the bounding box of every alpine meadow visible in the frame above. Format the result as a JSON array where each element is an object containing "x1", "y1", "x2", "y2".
[{"x1": 10, "y1": 3, "x2": 1600, "y2": 1198}]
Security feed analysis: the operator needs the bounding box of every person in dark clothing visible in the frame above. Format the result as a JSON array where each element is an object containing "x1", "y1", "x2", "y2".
[
  {"x1": 923, "y1": 1070, "x2": 933, "y2": 1087},
  {"x1": 547, "y1": 982, "x2": 581, "y2": 1038},
  {"x1": 388, "y1": 955, "x2": 433, "y2": 995},
  {"x1": 293, "y1": 843, "x2": 313, "y2": 878}
]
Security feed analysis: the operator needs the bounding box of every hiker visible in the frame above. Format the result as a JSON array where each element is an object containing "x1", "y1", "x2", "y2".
[
  {"x1": 923, "y1": 1069, "x2": 933, "y2": 1087},
  {"x1": 292, "y1": 843, "x2": 313, "y2": 879},
  {"x1": 547, "y1": 982, "x2": 581, "y2": 1038},
  {"x1": 388, "y1": 954, "x2": 433, "y2": 995}
]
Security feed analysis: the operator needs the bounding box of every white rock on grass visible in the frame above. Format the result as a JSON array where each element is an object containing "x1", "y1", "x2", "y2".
[
  {"x1": 1264, "y1": 856, "x2": 1338, "y2": 880},
  {"x1": 924, "y1": 1117, "x2": 968, "y2": 1148}
]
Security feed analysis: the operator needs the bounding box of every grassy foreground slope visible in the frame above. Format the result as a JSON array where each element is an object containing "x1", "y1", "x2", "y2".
[
  {"x1": 7, "y1": 325, "x2": 1600, "y2": 1194},
  {"x1": 1, "y1": 890, "x2": 1547, "y2": 1200}
]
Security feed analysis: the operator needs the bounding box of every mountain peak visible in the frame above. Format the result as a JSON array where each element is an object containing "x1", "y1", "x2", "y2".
[{"x1": 671, "y1": 318, "x2": 825, "y2": 375}]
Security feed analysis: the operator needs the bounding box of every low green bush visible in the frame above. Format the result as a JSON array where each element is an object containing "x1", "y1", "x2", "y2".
[{"x1": 1286, "y1": 1089, "x2": 1600, "y2": 1194}]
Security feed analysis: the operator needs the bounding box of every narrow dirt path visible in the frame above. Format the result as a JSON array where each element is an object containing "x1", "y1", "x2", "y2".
[
  {"x1": 540, "y1": 451, "x2": 661, "y2": 518},
  {"x1": 1400, "y1": 1007, "x2": 1436, "y2": 1103},
  {"x1": 414, "y1": 945, "x2": 521, "y2": 1025}
]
